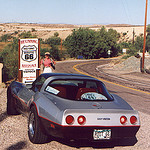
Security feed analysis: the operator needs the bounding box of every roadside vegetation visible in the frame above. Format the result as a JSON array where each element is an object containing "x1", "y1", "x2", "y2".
[
  {"x1": 64, "y1": 27, "x2": 121, "y2": 59},
  {"x1": 0, "y1": 25, "x2": 150, "y2": 81}
]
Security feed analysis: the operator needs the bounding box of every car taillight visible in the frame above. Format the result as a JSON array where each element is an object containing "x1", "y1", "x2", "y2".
[
  {"x1": 66, "y1": 115, "x2": 74, "y2": 125},
  {"x1": 130, "y1": 116, "x2": 137, "y2": 124},
  {"x1": 78, "y1": 115, "x2": 86, "y2": 125},
  {"x1": 120, "y1": 116, "x2": 127, "y2": 125}
]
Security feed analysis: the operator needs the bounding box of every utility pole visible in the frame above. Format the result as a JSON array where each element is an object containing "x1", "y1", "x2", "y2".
[
  {"x1": 61, "y1": 38, "x2": 62, "y2": 51},
  {"x1": 142, "y1": 0, "x2": 148, "y2": 72},
  {"x1": 133, "y1": 28, "x2": 135, "y2": 44}
]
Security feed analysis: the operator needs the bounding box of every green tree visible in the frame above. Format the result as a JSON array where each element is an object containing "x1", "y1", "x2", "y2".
[
  {"x1": 64, "y1": 28, "x2": 96, "y2": 58},
  {"x1": 45, "y1": 36, "x2": 61, "y2": 46},
  {"x1": 54, "y1": 32, "x2": 59, "y2": 37},
  {"x1": 31, "y1": 28, "x2": 36, "y2": 32},
  {"x1": 0, "y1": 34, "x2": 12, "y2": 42},
  {"x1": 0, "y1": 38, "x2": 18, "y2": 81},
  {"x1": 0, "y1": 32, "x2": 38, "y2": 82},
  {"x1": 135, "y1": 34, "x2": 144, "y2": 52},
  {"x1": 64, "y1": 27, "x2": 120, "y2": 59},
  {"x1": 18, "y1": 31, "x2": 37, "y2": 39},
  {"x1": 40, "y1": 45, "x2": 61, "y2": 61},
  {"x1": 146, "y1": 24, "x2": 150, "y2": 52}
]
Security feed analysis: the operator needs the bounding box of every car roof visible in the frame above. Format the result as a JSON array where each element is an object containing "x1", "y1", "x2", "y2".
[{"x1": 40, "y1": 73, "x2": 94, "y2": 79}]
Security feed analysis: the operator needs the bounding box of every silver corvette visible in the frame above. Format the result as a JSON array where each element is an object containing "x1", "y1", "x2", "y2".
[{"x1": 7, "y1": 73, "x2": 140, "y2": 144}]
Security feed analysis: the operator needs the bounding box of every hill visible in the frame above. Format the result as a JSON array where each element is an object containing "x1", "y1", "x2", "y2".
[{"x1": 0, "y1": 23, "x2": 144, "y2": 40}]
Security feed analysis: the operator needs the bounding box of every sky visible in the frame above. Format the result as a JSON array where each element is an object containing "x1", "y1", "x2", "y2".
[{"x1": 0, "y1": 0, "x2": 149, "y2": 25}]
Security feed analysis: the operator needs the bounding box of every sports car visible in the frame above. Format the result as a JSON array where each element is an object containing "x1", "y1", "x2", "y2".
[{"x1": 7, "y1": 73, "x2": 140, "y2": 144}]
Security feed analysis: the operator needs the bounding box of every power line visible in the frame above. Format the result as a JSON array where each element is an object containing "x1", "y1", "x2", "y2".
[{"x1": 121, "y1": 0, "x2": 133, "y2": 24}]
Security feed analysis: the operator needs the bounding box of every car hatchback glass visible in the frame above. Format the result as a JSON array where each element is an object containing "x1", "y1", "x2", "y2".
[{"x1": 45, "y1": 79, "x2": 113, "y2": 101}]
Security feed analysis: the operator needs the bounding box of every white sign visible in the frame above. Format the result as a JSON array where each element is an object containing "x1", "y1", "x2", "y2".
[
  {"x1": 122, "y1": 48, "x2": 127, "y2": 53},
  {"x1": 20, "y1": 39, "x2": 39, "y2": 70},
  {"x1": 22, "y1": 69, "x2": 36, "y2": 84}
]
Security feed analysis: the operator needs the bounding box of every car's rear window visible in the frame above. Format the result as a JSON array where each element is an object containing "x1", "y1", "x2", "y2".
[{"x1": 45, "y1": 79, "x2": 113, "y2": 101}]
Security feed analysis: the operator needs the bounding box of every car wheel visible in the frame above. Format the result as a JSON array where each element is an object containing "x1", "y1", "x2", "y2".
[
  {"x1": 7, "y1": 87, "x2": 19, "y2": 115},
  {"x1": 28, "y1": 106, "x2": 48, "y2": 144}
]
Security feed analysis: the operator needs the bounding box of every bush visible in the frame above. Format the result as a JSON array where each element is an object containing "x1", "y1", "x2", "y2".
[
  {"x1": 0, "y1": 34, "x2": 12, "y2": 42},
  {"x1": 0, "y1": 38, "x2": 18, "y2": 81},
  {"x1": 45, "y1": 36, "x2": 61, "y2": 45},
  {"x1": 64, "y1": 27, "x2": 121, "y2": 59},
  {"x1": 31, "y1": 28, "x2": 36, "y2": 32},
  {"x1": 18, "y1": 31, "x2": 37, "y2": 39},
  {"x1": 40, "y1": 45, "x2": 63, "y2": 61}
]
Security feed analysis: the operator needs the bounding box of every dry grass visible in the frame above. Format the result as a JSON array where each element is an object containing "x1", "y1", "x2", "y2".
[{"x1": 0, "y1": 42, "x2": 9, "y2": 52}]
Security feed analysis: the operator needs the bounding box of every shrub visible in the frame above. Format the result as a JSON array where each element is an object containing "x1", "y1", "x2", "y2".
[
  {"x1": 40, "y1": 45, "x2": 62, "y2": 61},
  {"x1": 64, "y1": 27, "x2": 120, "y2": 59},
  {"x1": 0, "y1": 38, "x2": 18, "y2": 81},
  {"x1": 0, "y1": 34, "x2": 12, "y2": 42},
  {"x1": 45, "y1": 36, "x2": 61, "y2": 45}
]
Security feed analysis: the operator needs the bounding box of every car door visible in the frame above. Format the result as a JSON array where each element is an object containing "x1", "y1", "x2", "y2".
[
  {"x1": 16, "y1": 75, "x2": 47, "y2": 112},
  {"x1": 16, "y1": 86, "x2": 35, "y2": 112}
]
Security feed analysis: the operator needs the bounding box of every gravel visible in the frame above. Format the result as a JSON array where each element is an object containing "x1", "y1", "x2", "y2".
[{"x1": 113, "y1": 56, "x2": 150, "y2": 72}]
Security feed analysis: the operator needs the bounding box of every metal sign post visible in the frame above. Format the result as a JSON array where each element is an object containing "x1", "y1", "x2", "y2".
[{"x1": 18, "y1": 39, "x2": 40, "y2": 84}]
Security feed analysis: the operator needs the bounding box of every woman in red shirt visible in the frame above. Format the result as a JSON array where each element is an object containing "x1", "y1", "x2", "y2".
[{"x1": 41, "y1": 52, "x2": 56, "y2": 73}]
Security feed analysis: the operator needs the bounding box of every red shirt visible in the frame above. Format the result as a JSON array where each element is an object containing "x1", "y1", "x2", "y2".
[{"x1": 41, "y1": 58, "x2": 56, "y2": 67}]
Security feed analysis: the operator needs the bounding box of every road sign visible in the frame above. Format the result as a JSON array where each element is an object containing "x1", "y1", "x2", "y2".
[{"x1": 18, "y1": 39, "x2": 40, "y2": 83}]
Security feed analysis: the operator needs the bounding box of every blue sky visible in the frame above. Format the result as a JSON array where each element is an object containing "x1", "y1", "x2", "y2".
[{"x1": 0, "y1": 0, "x2": 149, "y2": 25}]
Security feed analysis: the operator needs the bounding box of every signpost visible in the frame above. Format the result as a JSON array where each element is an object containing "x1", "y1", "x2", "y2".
[
  {"x1": 108, "y1": 50, "x2": 111, "y2": 57},
  {"x1": 18, "y1": 39, "x2": 40, "y2": 84}
]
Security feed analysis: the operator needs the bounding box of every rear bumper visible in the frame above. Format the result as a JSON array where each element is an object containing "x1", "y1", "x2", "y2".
[
  {"x1": 56, "y1": 126, "x2": 139, "y2": 140},
  {"x1": 40, "y1": 117, "x2": 140, "y2": 140}
]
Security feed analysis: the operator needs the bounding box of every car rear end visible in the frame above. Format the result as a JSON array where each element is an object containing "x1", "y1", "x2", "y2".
[{"x1": 60, "y1": 109, "x2": 140, "y2": 141}]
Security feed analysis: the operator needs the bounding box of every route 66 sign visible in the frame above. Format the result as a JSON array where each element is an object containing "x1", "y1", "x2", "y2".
[
  {"x1": 19, "y1": 39, "x2": 39, "y2": 70},
  {"x1": 21, "y1": 45, "x2": 37, "y2": 62}
]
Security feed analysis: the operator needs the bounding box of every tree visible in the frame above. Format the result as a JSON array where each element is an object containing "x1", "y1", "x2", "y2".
[
  {"x1": 0, "y1": 38, "x2": 18, "y2": 81},
  {"x1": 40, "y1": 46, "x2": 61, "y2": 61},
  {"x1": 146, "y1": 24, "x2": 150, "y2": 52},
  {"x1": 90, "y1": 27, "x2": 120, "y2": 58},
  {"x1": 18, "y1": 31, "x2": 37, "y2": 39},
  {"x1": 31, "y1": 28, "x2": 36, "y2": 32},
  {"x1": 45, "y1": 36, "x2": 61, "y2": 46},
  {"x1": 135, "y1": 34, "x2": 144, "y2": 52},
  {"x1": 54, "y1": 32, "x2": 59, "y2": 37},
  {"x1": 64, "y1": 27, "x2": 121, "y2": 59},
  {"x1": 0, "y1": 31, "x2": 38, "y2": 82},
  {"x1": 64, "y1": 28, "x2": 96, "y2": 58},
  {"x1": 44, "y1": 32, "x2": 61, "y2": 46},
  {"x1": 0, "y1": 34, "x2": 12, "y2": 42}
]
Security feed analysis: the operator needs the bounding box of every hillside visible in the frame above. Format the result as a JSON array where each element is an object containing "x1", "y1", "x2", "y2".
[{"x1": 0, "y1": 23, "x2": 144, "y2": 40}]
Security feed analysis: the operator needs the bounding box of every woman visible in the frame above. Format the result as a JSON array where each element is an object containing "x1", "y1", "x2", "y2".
[{"x1": 41, "y1": 52, "x2": 56, "y2": 73}]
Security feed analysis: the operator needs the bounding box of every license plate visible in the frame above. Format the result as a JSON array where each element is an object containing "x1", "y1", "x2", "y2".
[{"x1": 93, "y1": 129, "x2": 111, "y2": 140}]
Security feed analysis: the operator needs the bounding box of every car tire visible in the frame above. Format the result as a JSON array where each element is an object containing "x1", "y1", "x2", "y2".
[
  {"x1": 28, "y1": 106, "x2": 48, "y2": 144},
  {"x1": 7, "y1": 87, "x2": 19, "y2": 115}
]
